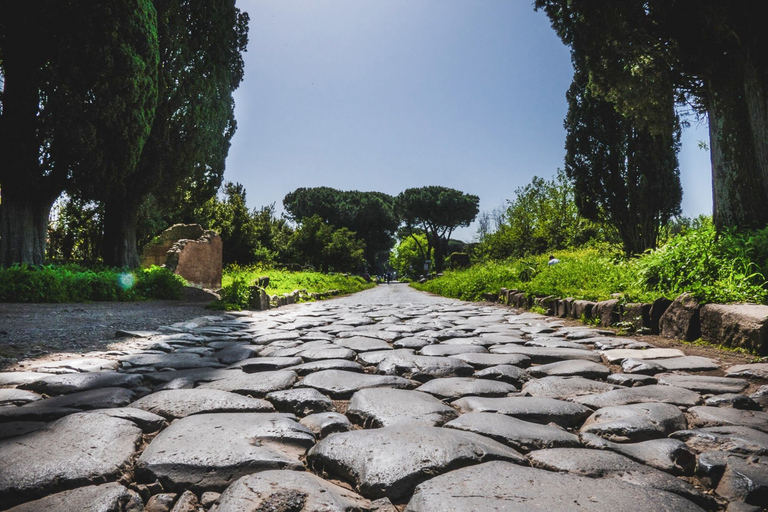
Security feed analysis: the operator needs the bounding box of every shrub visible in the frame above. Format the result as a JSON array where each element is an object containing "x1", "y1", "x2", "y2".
[{"x1": 133, "y1": 266, "x2": 186, "y2": 300}]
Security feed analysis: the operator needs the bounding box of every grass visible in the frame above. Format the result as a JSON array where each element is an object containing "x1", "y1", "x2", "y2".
[
  {"x1": 0, "y1": 264, "x2": 186, "y2": 302},
  {"x1": 213, "y1": 264, "x2": 376, "y2": 310}
]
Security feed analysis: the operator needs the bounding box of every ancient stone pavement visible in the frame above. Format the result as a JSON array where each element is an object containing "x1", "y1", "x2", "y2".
[{"x1": 1, "y1": 283, "x2": 767, "y2": 511}]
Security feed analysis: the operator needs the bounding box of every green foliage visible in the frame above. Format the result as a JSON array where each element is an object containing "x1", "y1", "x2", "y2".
[
  {"x1": 0, "y1": 265, "x2": 184, "y2": 302},
  {"x1": 286, "y1": 216, "x2": 366, "y2": 273},
  {"x1": 396, "y1": 186, "x2": 480, "y2": 272},
  {"x1": 389, "y1": 234, "x2": 429, "y2": 279},
  {"x1": 283, "y1": 187, "x2": 398, "y2": 272},
  {"x1": 476, "y1": 170, "x2": 603, "y2": 260},
  {"x1": 637, "y1": 218, "x2": 768, "y2": 303},
  {"x1": 416, "y1": 219, "x2": 768, "y2": 306},
  {"x1": 214, "y1": 265, "x2": 375, "y2": 310}
]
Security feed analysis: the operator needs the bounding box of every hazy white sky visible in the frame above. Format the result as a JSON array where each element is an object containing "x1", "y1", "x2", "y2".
[{"x1": 225, "y1": 0, "x2": 713, "y2": 241}]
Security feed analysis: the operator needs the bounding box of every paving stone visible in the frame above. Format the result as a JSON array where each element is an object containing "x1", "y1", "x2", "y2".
[
  {"x1": 266, "y1": 387, "x2": 334, "y2": 415},
  {"x1": 445, "y1": 412, "x2": 580, "y2": 453},
  {"x1": 295, "y1": 347, "x2": 355, "y2": 361},
  {"x1": 620, "y1": 358, "x2": 667, "y2": 374},
  {"x1": 750, "y1": 385, "x2": 768, "y2": 409},
  {"x1": 0, "y1": 372, "x2": 50, "y2": 386},
  {"x1": 377, "y1": 354, "x2": 474, "y2": 381},
  {"x1": 527, "y1": 359, "x2": 611, "y2": 379},
  {"x1": 196, "y1": 370, "x2": 297, "y2": 397},
  {"x1": 137, "y1": 412, "x2": 314, "y2": 492},
  {"x1": 490, "y1": 345, "x2": 602, "y2": 364},
  {"x1": 657, "y1": 374, "x2": 749, "y2": 394},
  {"x1": 0, "y1": 421, "x2": 47, "y2": 440},
  {"x1": 687, "y1": 406, "x2": 768, "y2": 433},
  {"x1": 405, "y1": 461, "x2": 706, "y2": 512},
  {"x1": 347, "y1": 388, "x2": 458, "y2": 427},
  {"x1": 21, "y1": 386, "x2": 135, "y2": 410},
  {"x1": 525, "y1": 337, "x2": 587, "y2": 350},
  {"x1": 0, "y1": 404, "x2": 79, "y2": 422},
  {"x1": 228, "y1": 356, "x2": 304, "y2": 371},
  {"x1": 452, "y1": 396, "x2": 592, "y2": 429},
  {"x1": 0, "y1": 389, "x2": 41, "y2": 406},
  {"x1": 0, "y1": 412, "x2": 142, "y2": 507},
  {"x1": 590, "y1": 337, "x2": 654, "y2": 350},
  {"x1": 334, "y1": 336, "x2": 393, "y2": 352},
  {"x1": 705, "y1": 393, "x2": 762, "y2": 410},
  {"x1": 214, "y1": 345, "x2": 264, "y2": 364},
  {"x1": 521, "y1": 376, "x2": 618, "y2": 399},
  {"x1": 574, "y1": 384, "x2": 701, "y2": 408},
  {"x1": 119, "y1": 353, "x2": 222, "y2": 370},
  {"x1": 726, "y1": 363, "x2": 768, "y2": 380},
  {"x1": 358, "y1": 349, "x2": 415, "y2": 366},
  {"x1": 580, "y1": 402, "x2": 688, "y2": 442},
  {"x1": 623, "y1": 356, "x2": 721, "y2": 374},
  {"x1": 476, "y1": 333, "x2": 526, "y2": 344},
  {"x1": 527, "y1": 448, "x2": 710, "y2": 507},
  {"x1": 6, "y1": 482, "x2": 143, "y2": 512},
  {"x1": 307, "y1": 425, "x2": 525, "y2": 500},
  {"x1": 253, "y1": 332, "x2": 302, "y2": 344},
  {"x1": 600, "y1": 348, "x2": 686, "y2": 364},
  {"x1": 339, "y1": 330, "x2": 399, "y2": 342},
  {"x1": 299, "y1": 370, "x2": 412, "y2": 399},
  {"x1": 30, "y1": 358, "x2": 120, "y2": 374},
  {"x1": 300, "y1": 412, "x2": 352, "y2": 437},
  {"x1": 713, "y1": 455, "x2": 768, "y2": 506},
  {"x1": 474, "y1": 364, "x2": 529, "y2": 386},
  {"x1": 287, "y1": 359, "x2": 364, "y2": 375},
  {"x1": 415, "y1": 377, "x2": 517, "y2": 399},
  {"x1": 439, "y1": 336, "x2": 498, "y2": 347},
  {"x1": 607, "y1": 373, "x2": 658, "y2": 387},
  {"x1": 216, "y1": 470, "x2": 373, "y2": 511},
  {"x1": 447, "y1": 352, "x2": 530, "y2": 368},
  {"x1": 392, "y1": 337, "x2": 432, "y2": 349},
  {"x1": 129, "y1": 389, "x2": 274, "y2": 419},
  {"x1": 419, "y1": 344, "x2": 487, "y2": 356},
  {"x1": 86, "y1": 407, "x2": 167, "y2": 433},
  {"x1": 671, "y1": 426, "x2": 768, "y2": 456},
  {"x1": 580, "y1": 432, "x2": 696, "y2": 475},
  {"x1": 18, "y1": 371, "x2": 145, "y2": 395}
]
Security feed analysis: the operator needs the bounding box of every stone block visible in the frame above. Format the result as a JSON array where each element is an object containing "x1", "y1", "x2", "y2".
[
  {"x1": 141, "y1": 223, "x2": 222, "y2": 289},
  {"x1": 649, "y1": 297, "x2": 672, "y2": 335},
  {"x1": 556, "y1": 298, "x2": 573, "y2": 318},
  {"x1": 595, "y1": 299, "x2": 620, "y2": 326},
  {"x1": 570, "y1": 300, "x2": 596, "y2": 320},
  {"x1": 621, "y1": 303, "x2": 651, "y2": 331},
  {"x1": 701, "y1": 304, "x2": 768, "y2": 355},
  {"x1": 660, "y1": 293, "x2": 701, "y2": 341}
]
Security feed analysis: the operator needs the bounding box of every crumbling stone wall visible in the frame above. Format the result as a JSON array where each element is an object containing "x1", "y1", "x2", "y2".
[{"x1": 141, "y1": 224, "x2": 222, "y2": 289}]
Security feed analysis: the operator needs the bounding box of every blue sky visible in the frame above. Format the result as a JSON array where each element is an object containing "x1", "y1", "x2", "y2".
[{"x1": 226, "y1": 0, "x2": 713, "y2": 241}]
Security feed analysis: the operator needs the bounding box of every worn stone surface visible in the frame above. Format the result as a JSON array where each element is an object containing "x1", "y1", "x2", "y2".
[
  {"x1": 307, "y1": 425, "x2": 525, "y2": 500},
  {"x1": 137, "y1": 412, "x2": 314, "y2": 492},
  {"x1": 687, "y1": 406, "x2": 768, "y2": 433},
  {"x1": 490, "y1": 345, "x2": 602, "y2": 363},
  {"x1": 0, "y1": 413, "x2": 142, "y2": 507},
  {"x1": 6, "y1": 482, "x2": 143, "y2": 512},
  {"x1": 216, "y1": 470, "x2": 373, "y2": 511},
  {"x1": 299, "y1": 370, "x2": 412, "y2": 399},
  {"x1": 266, "y1": 387, "x2": 333, "y2": 416},
  {"x1": 129, "y1": 389, "x2": 274, "y2": 419},
  {"x1": 700, "y1": 303, "x2": 768, "y2": 354},
  {"x1": 347, "y1": 388, "x2": 458, "y2": 427},
  {"x1": 574, "y1": 384, "x2": 701, "y2": 408},
  {"x1": 601, "y1": 348, "x2": 686, "y2": 364},
  {"x1": 0, "y1": 388, "x2": 41, "y2": 406},
  {"x1": 452, "y1": 396, "x2": 592, "y2": 429},
  {"x1": 581, "y1": 402, "x2": 688, "y2": 442},
  {"x1": 474, "y1": 364, "x2": 529, "y2": 386},
  {"x1": 445, "y1": 412, "x2": 580, "y2": 453},
  {"x1": 377, "y1": 354, "x2": 474, "y2": 381},
  {"x1": 527, "y1": 359, "x2": 610, "y2": 379},
  {"x1": 672, "y1": 426, "x2": 768, "y2": 456},
  {"x1": 300, "y1": 412, "x2": 352, "y2": 438},
  {"x1": 415, "y1": 377, "x2": 517, "y2": 399},
  {"x1": 196, "y1": 369, "x2": 297, "y2": 396},
  {"x1": 660, "y1": 292, "x2": 702, "y2": 341},
  {"x1": 521, "y1": 376, "x2": 618, "y2": 399},
  {"x1": 580, "y1": 432, "x2": 696, "y2": 475},
  {"x1": 657, "y1": 373, "x2": 749, "y2": 394},
  {"x1": 726, "y1": 363, "x2": 768, "y2": 380},
  {"x1": 405, "y1": 461, "x2": 706, "y2": 512},
  {"x1": 18, "y1": 371, "x2": 144, "y2": 395}
]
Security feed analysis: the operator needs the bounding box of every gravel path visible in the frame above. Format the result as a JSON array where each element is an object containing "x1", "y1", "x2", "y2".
[{"x1": 1, "y1": 283, "x2": 766, "y2": 511}]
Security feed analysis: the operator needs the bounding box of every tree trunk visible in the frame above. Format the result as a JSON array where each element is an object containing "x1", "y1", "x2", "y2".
[
  {"x1": 707, "y1": 55, "x2": 768, "y2": 230},
  {"x1": 102, "y1": 194, "x2": 141, "y2": 268},
  {"x1": 0, "y1": 189, "x2": 59, "y2": 266}
]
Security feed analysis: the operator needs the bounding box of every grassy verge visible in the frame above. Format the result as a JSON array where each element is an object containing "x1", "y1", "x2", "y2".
[
  {"x1": 0, "y1": 264, "x2": 186, "y2": 302},
  {"x1": 214, "y1": 265, "x2": 375, "y2": 310}
]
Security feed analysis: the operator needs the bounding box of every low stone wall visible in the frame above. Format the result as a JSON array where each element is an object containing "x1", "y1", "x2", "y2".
[
  {"x1": 497, "y1": 288, "x2": 768, "y2": 355},
  {"x1": 141, "y1": 224, "x2": 222, "y2": 290}
]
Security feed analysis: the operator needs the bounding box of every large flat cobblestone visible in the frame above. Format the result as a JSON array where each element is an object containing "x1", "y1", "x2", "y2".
[{"x1": 1, "y1": 283, "x2": 767, "y2": 511}]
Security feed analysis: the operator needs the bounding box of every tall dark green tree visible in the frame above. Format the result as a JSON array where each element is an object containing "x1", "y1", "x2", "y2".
[
  {"x1": 99, "y1": 0, "x2": 249, "y2": 267},
  {"x1": 0, "y1": 1, "x2": 159, "y2": 266},
  {"x1": 535, "y1": 0, "x2": 768, "y2": 231},
  {"x1": 565, "y1": 67, "x2": 682, "y2": 255},
  {"x1": 283, "y1": 187, "x2": 398, "y2": 272},
  {"x1": 395, "y1": 186, "x2": 479, "y2": 272}
]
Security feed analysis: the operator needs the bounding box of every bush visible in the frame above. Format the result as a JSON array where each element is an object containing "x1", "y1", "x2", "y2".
[{"x1": 0, "y1": 264, "x2": 184, "y2": 302}]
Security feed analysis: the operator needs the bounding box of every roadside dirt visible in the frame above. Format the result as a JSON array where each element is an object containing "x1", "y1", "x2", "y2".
[{"x1": 0, "y1": 300, "x2": 214, "y2": 370}]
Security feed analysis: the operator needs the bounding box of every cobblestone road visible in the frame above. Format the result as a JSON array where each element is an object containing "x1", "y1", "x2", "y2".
[{"x1": 1, "y1": 283, "x2": 767, "y2": 511}]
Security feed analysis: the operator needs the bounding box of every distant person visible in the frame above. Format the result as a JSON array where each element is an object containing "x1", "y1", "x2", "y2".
[{"x1": 548, "y1": 255, "x2": 560, "y2": 266}]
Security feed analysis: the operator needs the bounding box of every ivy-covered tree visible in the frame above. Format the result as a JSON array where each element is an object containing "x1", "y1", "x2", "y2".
[
  {"x1": 395, "y1": 186, "x2": 479, "y2": 272},
  {"x1": 535, "y1": 0, "x2": 768, "y2": 230},
  {"x1": 99, "y1": 0, "x2": 249, "y2": 267},
  {"x1": 0, "y1": 1, "x2": 159, "y2": 266},
  {"x1": 283, "y1": 187, "x2": 398, "y2": 272}
]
